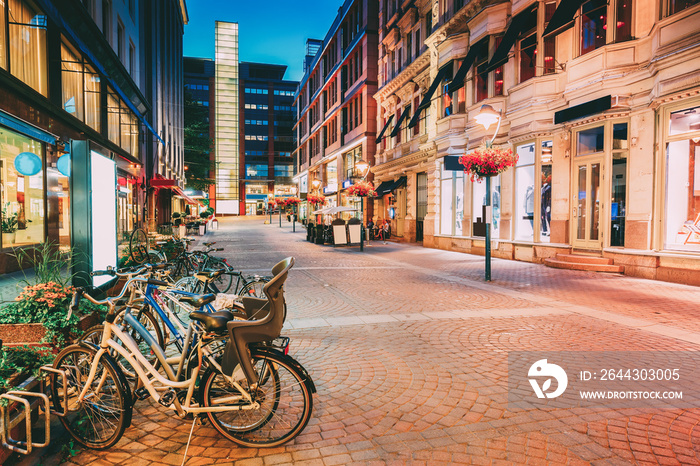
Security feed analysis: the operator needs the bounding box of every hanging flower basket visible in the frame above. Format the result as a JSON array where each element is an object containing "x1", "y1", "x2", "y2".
[
  {"x1": 459, "y1": 145, "x2": 518, "y2": 182},
  {"x1": 274, "y1": 197, "x2": 288, "y2": 207},
  {"x1": 307, "y1": 194, "x2": 327, "y2": 206},
  {"x1": 285, "y1": 197, "x2": 302, "y2": 207},
  {"x1": 347, "y1": 180, "x2": 377, "y2": 197}
]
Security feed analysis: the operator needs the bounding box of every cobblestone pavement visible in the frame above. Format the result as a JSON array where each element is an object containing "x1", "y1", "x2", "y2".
[{"x1": 52, "y1": 217, "x2": 700, "y2": 465}]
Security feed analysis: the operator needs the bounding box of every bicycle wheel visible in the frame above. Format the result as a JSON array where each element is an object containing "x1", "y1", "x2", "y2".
[
  {"x1": 129, "y1": 228, "x2": 149, "y2": 264},
  {"x1": 175, "y1": 275, "x2": 200, "y2": 293},
  {"x1": 52, "y1": 344, "x2": 131, "y2": 450},
  {"x1": 239, "y1": 278, "x2": 268, "y2": 298},
  {"x1": 199, "y1": 350, "x2": 313, "y2": 448}
]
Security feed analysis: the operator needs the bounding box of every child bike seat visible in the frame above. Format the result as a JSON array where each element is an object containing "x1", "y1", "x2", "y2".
[{"x1": 222, "y1": 257, "x2": 293, "y2": 384}]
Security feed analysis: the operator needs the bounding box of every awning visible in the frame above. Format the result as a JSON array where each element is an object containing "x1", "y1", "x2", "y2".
[
  {"x1": 375, "y1": 180, "x2": 395, "y2": 196},
  {"x1": 446, "y1": 45, "x2": 481, "y2": 94},
  {"x1": 376, "y1": 176, "x2": 407, "y2": 196},
  {"x1": 389, "y1": 106, "x2": 412, "y2": 138},
  {"x1": 0, "y1": 110, "x2": 58, "y2": 145},
  {"x1": 151, "y1": 177, "x2": 198, "y2": 205},
  {"x1": 375, "y1": 114, "x2": 395, "y2": 144},
  {"x1": 485, "y1": 4, "x2": 538, "y2": 73},
  {"x1": 543, "y1": 0, "x2": 587, "y2": 38},
  {"x1": 443, "y1": 155, "x2": 464, "y2": 171},
  {"x1": 407, "y1": 66, "x2": 450, "y2": 129}
]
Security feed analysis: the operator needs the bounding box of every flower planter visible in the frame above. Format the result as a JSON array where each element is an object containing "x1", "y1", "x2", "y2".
[{"x1": 0, "y1": 312, "x2": 99, "y2": 348}]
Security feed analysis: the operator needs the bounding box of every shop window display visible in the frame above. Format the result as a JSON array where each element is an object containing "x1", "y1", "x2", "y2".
[
  {"x1": 440, "y1": 164, "x2": 464, "y2": 236},
  {"x1": 610, "y1": 124, "x2": 628, "y2": 247},
  {"x1": 540, "y1": 141, "x2": 553, "y2": 242},
  {"x1": 0, "y1": 127, "x2": 45, "y2": 248},
  {"x1": 471, "y1": 172, "x2": 500, "y2": 238},
  {"x1": 665, "y1": 106, "x2": 700, "y2": 251},
  {"x1": 515, "y1": 143, "x2": 535, "y2": 241}
]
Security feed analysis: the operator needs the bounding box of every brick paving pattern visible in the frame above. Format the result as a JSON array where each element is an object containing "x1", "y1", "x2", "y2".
[{"x1": 36, "y1": 217, "x2": 700, "y2": 465}]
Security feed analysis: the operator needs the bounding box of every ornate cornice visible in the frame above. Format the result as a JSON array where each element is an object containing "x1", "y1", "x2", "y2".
[{"x1": 375, "y1": 51, "x2": 430, "y2": 100}]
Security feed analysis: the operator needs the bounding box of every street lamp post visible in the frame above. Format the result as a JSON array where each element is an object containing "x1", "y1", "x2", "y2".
[
  {"x1": 474, "y1": 104, "x2": 503, "y2": 282},
  {"x1": 291, "y1": 186, "x2": 298, "y2": 233},
  {"x1": 355, "y1": 160, "x2": 370, "y2": 252}
]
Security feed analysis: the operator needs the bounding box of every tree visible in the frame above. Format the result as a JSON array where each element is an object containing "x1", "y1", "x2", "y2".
[{"x1": 184, "y1": 89, "x2": 214, "y2": 190}]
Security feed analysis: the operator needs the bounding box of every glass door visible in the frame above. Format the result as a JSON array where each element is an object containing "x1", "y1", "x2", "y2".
[{"x1": 573, "y1": 158, "x2": 603, "y2": 249}]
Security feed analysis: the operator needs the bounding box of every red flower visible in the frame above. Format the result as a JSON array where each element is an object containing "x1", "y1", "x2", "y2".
[
  {"x1": 458, "y1": 145, "x2": 518, "y2": 182},
  {"x1": 347, "y1": 180, "x2": 377, "y2": 197},
  {"x1": 307, "y1": 194, "x2": 327, "y2": 206}
]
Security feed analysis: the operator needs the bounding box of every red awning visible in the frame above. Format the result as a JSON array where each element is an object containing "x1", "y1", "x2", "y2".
[{"x1": 151, "y1": 176, "x2": 198, "y2": 205}]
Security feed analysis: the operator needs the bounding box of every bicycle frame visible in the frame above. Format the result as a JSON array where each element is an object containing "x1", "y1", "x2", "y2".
[{"x1": 78, "y1": 315, "x2": 255, "y2": 416}]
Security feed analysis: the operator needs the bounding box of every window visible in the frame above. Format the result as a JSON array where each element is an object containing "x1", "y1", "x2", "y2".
[
  {"x1": 128, "y1": 0, "x2": 135, "y2": 20},
  {"x1": 102, "y1": 0, "x2": 111, "y2": 42},
  {"x1": 474, "y1": 39, "x2": 489, "y2": 103},
  {"x1": 0, "y1": 127, "x2": 45, "y2": 248},
  {"x1": 543, "y1": 1, "x2": 557, "y2": 74},
  {"x1": 540, "y1": 141, "x2": 553, "y2": 242},
  {"x1": 615, "y1": 0, "x2": 632, "y2": 42},
  {"x1": 577, "y1": 126, "x2": 605, "y2": 155},
  {"x1": 407, "y1": 32, "x2": 413, "y2": 63},
  {"x1": 472, "y1": 170, "x2": 501, "y2": 237},
  {"x1": 426, "y1": 11, "x2": 432, "y2": 36},
  {"x1": 514, "y1": 143, "x2": 536, "y2": 241},
  {"x1": 85, "y1": 64, "x2": 101, "y2": 131},
  {"x1": 129, "y1": 41, "x2": 135, "y2": 76},
  {"x1": 414, "y1": 28, "x2": 421, "y2": 57},
  {"x1": 61, "y1": 42, "x2": 84, "y2": 121},
  {"x1": 274, "y1": 165, "x2": 293, "y2": 178},
  {"x1": 440, "y1": 163, "x2": 464, "y2": 236},
  {"x1": 610, "y1": 125, "x2": 627, "y2": 246},
  {"x1": 664, "y1": 105, "x2": 700, "y2": 252},
  {"x1": 440, "y1": 64, "x2": 453, "y2": 117},
  {"x1": 6, "y1": 0, "x2": 48, "y2": 96},
  {"x1": 117, "y1": 19, "x2": 124, "y2": 62},
  {"x1": 107, "y1": 86, "x2": 138, "y2": 155},
  {"x1": 246, "y1": 164, "x2": 268, "y2": 179},
  {"x1": 667, "y1": 0, "x2": 699, "y2": 16},
  {"x1": 580, "y1": 0, "x2": 608, "y2": 55},
  {"x1": 519, "y1": 29, "x2": 537, "y2": 83}
]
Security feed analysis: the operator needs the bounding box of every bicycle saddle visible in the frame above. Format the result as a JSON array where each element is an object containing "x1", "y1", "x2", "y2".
[
  {"x1": 179, "y1": 293, "x2": 216, "y2": 307},
  {"x1": 195, "y1": 269, "x2": 224, "y2": 281},
  {"x1": 203, "y1": 242, "x2": 216, "y2": 247},
  {"x1": 189, "y1": 310, "x2": 234, "y2": 334}
]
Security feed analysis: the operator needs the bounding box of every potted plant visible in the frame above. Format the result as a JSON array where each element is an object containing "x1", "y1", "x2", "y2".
[{"x1": 2, "y1": 208, "x2": 18, "y2": 246}]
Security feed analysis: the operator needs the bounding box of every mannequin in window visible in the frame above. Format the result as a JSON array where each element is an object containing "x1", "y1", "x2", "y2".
[
  {"x1": 524, "y1": 185, "x2": 535, "y2": 227},
  {"x1": 541, "y1": 176, "x2": 551, "y2": 236}
]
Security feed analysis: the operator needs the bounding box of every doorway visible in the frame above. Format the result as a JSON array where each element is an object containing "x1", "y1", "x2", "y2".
[{"x1": 573, "y1": 158, "x2": 603, "y2": 249}]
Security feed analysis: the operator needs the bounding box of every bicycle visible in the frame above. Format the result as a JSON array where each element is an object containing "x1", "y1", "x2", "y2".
[
  {"x1": 129, "y1": 228, "x2": 166, "y2": 265},
  {"x1": 178, "y1": 241, "x2": 270, "y2": 296},
  {"x1": 52, "y1": 257, "x2": 314, "y2": 450}
]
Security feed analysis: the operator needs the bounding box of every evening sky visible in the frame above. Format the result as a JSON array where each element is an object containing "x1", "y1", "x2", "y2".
[{"x1": 183, "y1": 1, "x2": 344, "y2": 82}]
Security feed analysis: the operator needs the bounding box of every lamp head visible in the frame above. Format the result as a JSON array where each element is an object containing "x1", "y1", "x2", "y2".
[
  {"x1": 312, "y1": 178, "x2": 321, "y2": 189},
  {"x1": 356, "y1": 160, "x2": 370, "y2": 177},
  {"x1": 475, "y1": 104, "x2": 501, "y2": 131}
]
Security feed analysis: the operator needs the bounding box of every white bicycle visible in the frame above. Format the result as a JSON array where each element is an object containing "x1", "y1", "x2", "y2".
[{"x1": 50, "y1": 257, "x2": 315, "y2": 450}]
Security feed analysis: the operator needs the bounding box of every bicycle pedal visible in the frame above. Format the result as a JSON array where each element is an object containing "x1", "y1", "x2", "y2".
[
  {"x1": 135, "y1": 387, "x2": 150, "y2": 400},
  {"x1": 159, "y1": 389, "x2": 176, "y2": 407}
]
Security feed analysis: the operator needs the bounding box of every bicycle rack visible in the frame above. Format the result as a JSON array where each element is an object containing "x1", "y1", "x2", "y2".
[{"x1": 0, "y1": 365, "x2": 68, "y2": 455}]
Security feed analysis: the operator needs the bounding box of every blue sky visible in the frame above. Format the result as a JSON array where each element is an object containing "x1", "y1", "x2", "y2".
[{"x1": 183, "y1": 1, "x2": 343, "y2": 82}]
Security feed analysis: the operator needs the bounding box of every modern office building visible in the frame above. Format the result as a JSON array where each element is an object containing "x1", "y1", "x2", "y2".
[
  {"x1": 0, "y1": 0, "x2": 186, "y2": 283},
  {"x1": 240, "y1": 62, "x2": 297, "y2": 215},
  {"x1": 372, "y1": 0, "x2": 700, "y2": 284},
  {"x1": 143, "y1": 0, "x2": 190, "y2": 228},
  {"x1": 294, "y1": 0, "x2": 380, "y2": 223},
  {"x1": 183, "y1": 56, "x2": 215, "y2": 201}
]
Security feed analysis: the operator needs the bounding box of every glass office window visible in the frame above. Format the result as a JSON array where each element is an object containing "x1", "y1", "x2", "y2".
[
  {"x1": 8, "y1": 0, "x2": 48, "y2": 96},
  {"x1": 84, "y1": 64, "x2": 101, "y2": 132},
  {"x1": 61, "y1": 42, "x2": 84, "y2": 121}
]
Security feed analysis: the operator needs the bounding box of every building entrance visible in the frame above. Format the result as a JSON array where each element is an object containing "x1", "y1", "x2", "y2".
[{"x1": 573, "y1": 157, "x2": 603, "y2": 249}]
